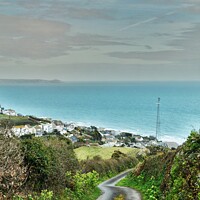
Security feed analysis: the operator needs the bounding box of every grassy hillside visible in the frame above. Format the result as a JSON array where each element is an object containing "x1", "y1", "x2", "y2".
[
  {"x1": 0, "y1": 114, "x2": 39, "y2": 126},
  {"x1": 74, "y1": 146, "x2": 140, "y2": 160}
]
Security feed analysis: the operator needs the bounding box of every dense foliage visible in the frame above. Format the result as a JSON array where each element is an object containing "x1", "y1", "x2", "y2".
[
  {"x1": 21, "y1": 136, "x2": 79, "y2": 193},
  {"x1": 0, "y1": 121, "x2": 139, "y2": 199},
  {"x1": 0, "y1": 120, "x2": 28, "y2": 199},
  {"x1": 164, "y1": 131, "x2": 200, "y2": 200},
  {"x1": 118, "y1": 151, "x2": 176, "y2": 200},
  {"x1": 118, "y1": 131, "x2": 200, "y2": 200},
  {"x1": 81, "y1": 150, "x2": 138, "y2": 176}
]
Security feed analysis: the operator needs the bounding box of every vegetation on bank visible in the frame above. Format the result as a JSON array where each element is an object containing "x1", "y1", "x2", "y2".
[
  {"x1": 117, "y1": 131, "x2": 200, "y2": 200},
  {"x1": 0, "y1": 120, "x2": 140, "y2": 199}
]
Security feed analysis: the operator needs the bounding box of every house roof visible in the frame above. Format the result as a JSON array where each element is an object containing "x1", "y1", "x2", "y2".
[{"x1": 14, "y1": 125, "x2": 25, "y2": 128}]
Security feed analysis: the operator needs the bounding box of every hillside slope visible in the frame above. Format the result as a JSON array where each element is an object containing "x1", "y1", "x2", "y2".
[
  {"x1": 74, "y1": 146, "x2": 140, "y2": 160},
  {"x1": 118, "y1": 131, "x2": 200, "y2": 200}
]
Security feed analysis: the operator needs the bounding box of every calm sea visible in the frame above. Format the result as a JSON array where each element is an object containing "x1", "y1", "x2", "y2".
[{"x1": 0, "y1": 82, "x2": 200, "y2": 144}]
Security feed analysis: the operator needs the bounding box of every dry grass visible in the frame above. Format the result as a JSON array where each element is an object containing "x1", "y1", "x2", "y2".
[{"x1": 74, "y1": 146, "x2": 139, "y2": 160}]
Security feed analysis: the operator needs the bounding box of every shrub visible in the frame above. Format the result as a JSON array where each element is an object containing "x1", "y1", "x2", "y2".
[
  {"x1": 118, "y1": 131, "x2": 200, "y2": 200},
  {"x1": 164, "y1": 131, "x2": 200, "y2": 200},
  {"x1": 64, "y1": 170, "x2": 99, "y2": 200},
  {"x1": 81, "y1": 153, "x2": 138, "y2": 176},
  {"x1": 21, "y1": 136, "x2": 79, "y2": 193},
  {"x1": 13, "y1": 190, "x2": 53, "y2": 200},
  {"x1": 0, "y1": 121, "x2": 27, "y2": 198},
  {"x1": 21, "y1": 137, "x2": 51, "y2": 191}
]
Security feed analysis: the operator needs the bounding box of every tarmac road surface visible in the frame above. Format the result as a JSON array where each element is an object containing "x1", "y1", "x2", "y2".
[{"x1": 97, "y1": 169, "x2": 141, "y2": 200}]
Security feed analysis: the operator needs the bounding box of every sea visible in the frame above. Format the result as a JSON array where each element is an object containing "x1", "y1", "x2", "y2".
[{"x1": 0, "y1": 81, "x2": 200, "y2": 144}]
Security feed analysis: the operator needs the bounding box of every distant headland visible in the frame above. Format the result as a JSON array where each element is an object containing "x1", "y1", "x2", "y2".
[{"x1": 0, "y1": 79, "x2": 63, "y2": 85}]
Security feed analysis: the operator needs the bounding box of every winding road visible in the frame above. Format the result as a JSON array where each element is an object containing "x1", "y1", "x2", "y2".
[{"x1": 97, "y1": 169, "x2": 141, "y2": 200}]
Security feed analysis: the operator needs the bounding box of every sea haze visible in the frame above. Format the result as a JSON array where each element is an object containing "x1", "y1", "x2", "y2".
[{"x1": 0, "y1": 81, "x2": 200, "y2": 144}]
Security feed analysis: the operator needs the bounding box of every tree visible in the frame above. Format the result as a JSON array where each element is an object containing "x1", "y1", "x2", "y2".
[
  {"x1": 0, "y1": 120, "x2": 27, "y2": 198},
  {"x1": 21, "y1": 136, "x2": 79, "y2": 193}
]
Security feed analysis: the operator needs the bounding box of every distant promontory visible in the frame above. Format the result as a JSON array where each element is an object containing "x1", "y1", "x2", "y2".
[{"x1": 0, "y1": 79, "x2": 63, "y2": 85}]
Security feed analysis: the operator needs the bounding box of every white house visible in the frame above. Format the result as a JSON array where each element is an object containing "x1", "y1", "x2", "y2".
[
  {"x1": 3, "y1": 109, "x2": 17, "y2": 116},
  {"x1": 135, "y1": 136, "x2": 144, "y2": 142},
  {"x1": 60, "y1": 129, "x2": 67, "y2": 135},
  {"x1": 24, "y1": 125, "x2": 36, "y2": 134},
  {"x1": 42, "y1": 123, "x2": 54, "y2": 133},
  {"x1": 12, "y1": 126, "x2": 24, "y2": 137},
  {"x1": 35, "y1": 125, "x2": 43, "y2": 136},
  {"x1": 12, "y1": 125, "x2": 29, "y2": 136}
]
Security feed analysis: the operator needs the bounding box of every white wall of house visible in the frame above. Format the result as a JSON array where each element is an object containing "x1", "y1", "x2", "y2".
[{"x1": 3, "y1": 109, "x2": 17, "y2": 116}]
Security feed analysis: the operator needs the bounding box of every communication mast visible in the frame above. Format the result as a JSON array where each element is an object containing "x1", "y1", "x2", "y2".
[{"x1": 156, "y1": 97, "x2": 161, "y2": 140}]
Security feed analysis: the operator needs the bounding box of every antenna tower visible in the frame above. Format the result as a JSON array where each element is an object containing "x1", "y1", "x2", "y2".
[{"x1": 156, "y1": 97, "x2": 160, "y2": 140}]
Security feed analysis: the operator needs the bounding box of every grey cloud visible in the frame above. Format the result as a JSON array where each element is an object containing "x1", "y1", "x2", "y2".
[
  {"x1": 168, "y1": 25, "x2": 200, "y2": 53},
  {"x1": 16, "y1": 0, "x2": 43, "y2": 9},
  {"x1": 106, "y1": 50, "x2": 182, "y2": 61},
  {"x1": 58, "y1": 7, "x2": 115, "y2": 20},
  {"x1": 0, "y1": 14, "x2": 133, "y2": 59},
  {"x1": 145, "y1": 45, "x2": 153, "y2": 50},
  {"x1": 0, "y1": 14, "x2": 71, "y2": 59},
  {"x1": 153, "y1": 33, "x2": 171, "y2": 37},
  {"x1": 11, "y1": 0, "x2": 116, "y2": 21},
  {"x1": 0, "y1": 2, "x2": 12, "y2": 6},
  {"x1": 106, "y1": 46, "x2": 199, "y2": 62},
  {"x1": 107, "y1": 24, "x2": 200, "y2": 63},
  {"x1": 183, "y1": 5, "x2": 200, "y2": 14},
  {"x1": 65, "y1": 33, "x2": 133, "y2": 47}
]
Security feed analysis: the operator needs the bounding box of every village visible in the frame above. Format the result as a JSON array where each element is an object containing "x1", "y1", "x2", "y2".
[{"x1": 0, "y1": 105, "x2": 175, "y2": 149}]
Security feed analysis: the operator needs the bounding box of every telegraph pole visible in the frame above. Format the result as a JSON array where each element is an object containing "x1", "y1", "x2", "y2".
[{"x1": 156, "y1": 97, "x2": 160, "y2": 140}]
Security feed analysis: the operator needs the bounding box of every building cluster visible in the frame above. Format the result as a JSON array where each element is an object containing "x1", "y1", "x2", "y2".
[
  {"x1": 0, "y1": 106, "x2": 18, "y2": 116},
  {"x1": 12, "y1": 121, "x2": 67, "y2": 137},
  {"x1": 63, "y1": 125, "x2": 166, "y2": 148},
  {"x1": 1, "y1": 106, "x2": 176, "y2": 148},
  {"x1": 0, "y1": 106, "x2": 68, "y2": 137},
  {"x1": 99, "y1": 131, "x2": 162, "y2": 148}
]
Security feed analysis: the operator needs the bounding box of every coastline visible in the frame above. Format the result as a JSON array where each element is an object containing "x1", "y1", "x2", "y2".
[
  {"x1": 0, "y1": 106, "x2": 180, "y2": 148},
  {"x1": 0, "y1": 82, "x2": 199, "y2": 144},
  {"x1": 60, "y1": 120, "x2": 185, "y2": 145},
  {"x1": 0, "y1": 104, "x2": 183, "y2": 147}
]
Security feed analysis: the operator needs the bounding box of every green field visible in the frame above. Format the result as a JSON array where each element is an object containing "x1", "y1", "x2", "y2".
[
  {"x1": 74, "y1": 146, "x2": 139, "y2": 160},
  {"x1": 0, "y1": 114, "x2": 39, "y2": 126}
]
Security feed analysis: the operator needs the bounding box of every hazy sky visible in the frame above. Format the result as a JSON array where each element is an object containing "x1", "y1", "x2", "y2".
[{"x1": 0, "y1": 0, "x2": 200, "y2": 81}]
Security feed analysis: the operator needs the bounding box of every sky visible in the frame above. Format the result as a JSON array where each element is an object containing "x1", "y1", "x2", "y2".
[{"x1": 0, "y1": 0, "x2": 200, "y2": 81}]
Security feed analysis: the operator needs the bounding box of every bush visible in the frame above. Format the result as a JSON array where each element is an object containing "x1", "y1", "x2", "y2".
[
  {"x1": 81, "y1": 152, "x2": 138, "y2": 176},
  {"x1": 13, "y1": 190, "x2": 53, "y2": 200},
  {"x1": 21, "y1": 138, "x2": 51, "y2": 191},
  {"x1": 64, "y1": 171, "x2": 99, "y2": 200},
  {"x1": 0, "y1": 121, "x2": 27, "y2": 198},
  {"x1": 21, "y1": 136, "x2": 79, "y2": 193},
  {"x1": 164, "y1": 131, "x2": 200, "y2": 200},
  {"x1": 118, "y1": 131, "x2": 200, "y2": 200}
]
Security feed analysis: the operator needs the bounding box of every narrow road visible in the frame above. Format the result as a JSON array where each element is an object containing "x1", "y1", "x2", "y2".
[{"x1": 97, "y1": 169, "x2": 141, "y2": 200}]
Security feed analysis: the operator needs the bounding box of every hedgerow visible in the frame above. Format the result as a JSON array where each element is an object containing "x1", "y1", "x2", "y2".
[{"x1": 118, "y1": 131, "x2": 200, "y2": 200}]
